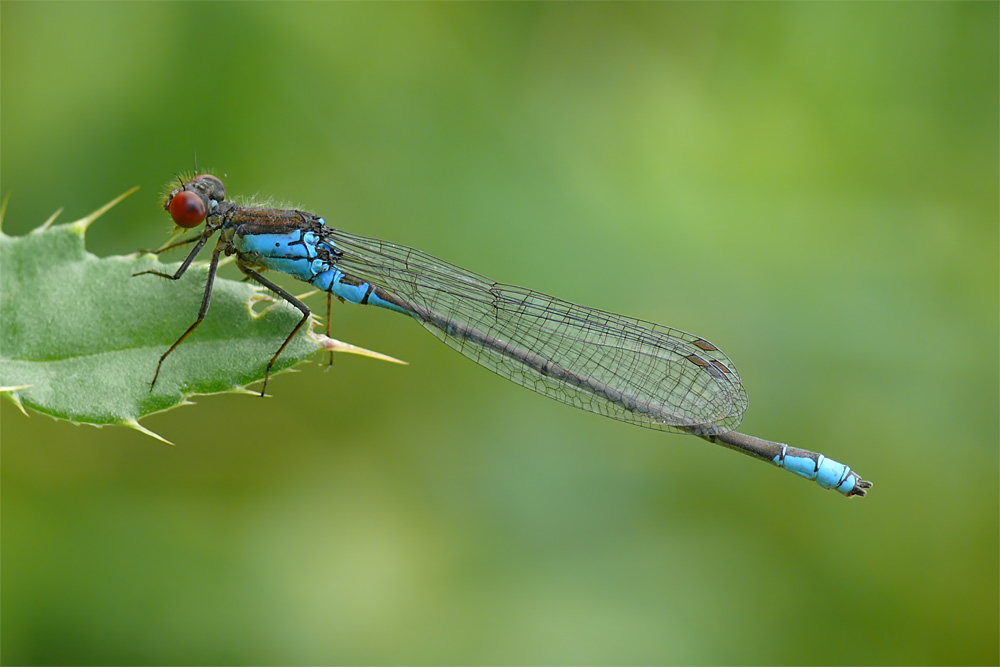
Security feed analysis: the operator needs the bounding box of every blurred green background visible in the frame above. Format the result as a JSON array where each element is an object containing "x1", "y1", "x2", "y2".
[{"x1": 2, "y1": 3, "x2": 997, "y2": 665}]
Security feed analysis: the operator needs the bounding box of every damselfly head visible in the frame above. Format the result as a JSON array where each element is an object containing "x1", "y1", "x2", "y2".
[{"x1": 163, "y1": 174, "x2": 227, "y2": 228}]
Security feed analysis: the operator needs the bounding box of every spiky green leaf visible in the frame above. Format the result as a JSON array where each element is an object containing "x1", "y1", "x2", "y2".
[{"x1": 0, "y1": 189, "x2": 400, "y2": 438}]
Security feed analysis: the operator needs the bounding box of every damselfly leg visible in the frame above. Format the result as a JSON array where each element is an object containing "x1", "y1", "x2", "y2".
[
  {"x1": 139, "y1": 244, "x2": 224, "y2": 391},
  {"x1": 236, "y1": 265, "x2": 312, "y2": 396}
]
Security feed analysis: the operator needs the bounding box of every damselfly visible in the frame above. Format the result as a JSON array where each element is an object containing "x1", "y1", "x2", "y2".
[{"x1": 137, "y1": 174, "x2": 872, "y2": 497}]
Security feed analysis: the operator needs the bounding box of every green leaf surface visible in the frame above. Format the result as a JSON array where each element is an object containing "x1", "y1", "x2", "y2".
[{"x1": 0, "y1": 190, "x2": 330, "y2": 435}]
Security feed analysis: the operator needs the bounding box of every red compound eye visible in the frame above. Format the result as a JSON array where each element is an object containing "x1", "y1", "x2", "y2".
[{"x1": 168, "y1": 190, "x2": 207, "y2": 227}]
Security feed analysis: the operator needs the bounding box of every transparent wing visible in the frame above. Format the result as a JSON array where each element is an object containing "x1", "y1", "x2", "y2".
[{"x1": 325, "y1": 227, "x2": 749, "y2": 434}]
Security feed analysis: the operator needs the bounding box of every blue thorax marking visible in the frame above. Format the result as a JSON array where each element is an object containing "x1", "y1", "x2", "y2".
[
  {"x1": 234, "y1": 230, "x2": 328, "y2": 282},
  {"x1": 232, "y1": 223, "x2": 406, "y2": 314}
]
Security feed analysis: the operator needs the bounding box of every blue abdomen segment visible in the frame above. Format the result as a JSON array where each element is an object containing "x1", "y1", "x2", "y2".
[
  {"x1": 773, "y1": 445, "x2": 860, "y2": 495},
  {"x1": 233, "y1": 228, "x2": 407, "y2": 315},
  {"x1": 312, "y1": 268, "x2": 408, "y2": 314}
]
